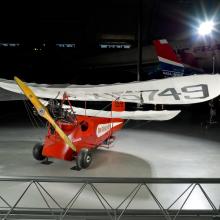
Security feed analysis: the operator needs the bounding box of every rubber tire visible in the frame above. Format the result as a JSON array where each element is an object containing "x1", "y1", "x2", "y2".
[
  {"x1": 76, "y1": 148, "x2": 92, "y2": 169},
  {"x1": 33, "y1": 143, "x2": 46, "y2": 161}
]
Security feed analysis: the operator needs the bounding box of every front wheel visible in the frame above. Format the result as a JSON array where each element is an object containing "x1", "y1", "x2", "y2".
[
  {"x1": 76, "y1": 148, "x2": 92, "y2": 169},
  {"x1": 33, "y1": 142, "x2": 46, "y2": 161}
]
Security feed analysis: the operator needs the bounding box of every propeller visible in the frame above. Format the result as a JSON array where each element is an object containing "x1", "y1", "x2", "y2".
[{"x1": 14, "y1": 76, "x2": 76, "y2": 152}]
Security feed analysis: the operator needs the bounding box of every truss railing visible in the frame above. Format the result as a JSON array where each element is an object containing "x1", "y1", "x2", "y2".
[{"x1": 0, "y1": 177, "x2": 219, "y2": 219}]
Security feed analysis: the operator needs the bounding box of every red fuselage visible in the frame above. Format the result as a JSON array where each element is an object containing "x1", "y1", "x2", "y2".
[{"x1": 42, "y1": 115, "x2": 124, "y2": 161}]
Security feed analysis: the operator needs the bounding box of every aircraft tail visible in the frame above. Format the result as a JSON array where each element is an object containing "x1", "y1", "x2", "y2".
[
  {"x1": 153, "y1": 39, "x2": 184, "y2": 77},
  {"x1": 153, "y1": 39, "x2": 204, "y2": 77}
]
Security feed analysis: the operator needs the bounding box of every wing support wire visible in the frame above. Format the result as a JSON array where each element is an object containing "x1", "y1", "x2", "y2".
[{"x1": 14, "y1": 76, "x2": 76, "y2": 152}]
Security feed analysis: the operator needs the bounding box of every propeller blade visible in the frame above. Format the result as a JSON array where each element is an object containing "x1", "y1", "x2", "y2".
[{"x1": 14, "y1": 76, "x2": 76, "y2": 152}]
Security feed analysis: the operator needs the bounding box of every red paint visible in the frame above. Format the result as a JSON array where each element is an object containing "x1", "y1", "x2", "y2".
[
  {"x1": 153, "y1": 39, "x2": 181, "y2": 63},
  {"x1": 42, "y1": 101, "x2": 125, "y2": 161}
]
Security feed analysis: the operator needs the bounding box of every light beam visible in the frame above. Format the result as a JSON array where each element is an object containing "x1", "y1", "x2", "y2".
[{"x1": 198, "y1": 20, "x2": 214, "y2": 36}]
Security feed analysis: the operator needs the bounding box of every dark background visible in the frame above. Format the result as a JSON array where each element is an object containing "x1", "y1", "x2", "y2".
[
  {"x1": 0, "y1": 0, "x2": 219, "y2": 83},
  {"x1": 0, "y1": 0, "x2": 220, "y2": 123}
]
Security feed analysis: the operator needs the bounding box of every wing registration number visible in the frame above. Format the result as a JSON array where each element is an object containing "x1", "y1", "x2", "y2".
[
  {"x1": 141, "y1": 84, "x2": 209, "y2": 101},
  {"x1": 93, "y1": 84, "x2": 209, "y2": 102}
]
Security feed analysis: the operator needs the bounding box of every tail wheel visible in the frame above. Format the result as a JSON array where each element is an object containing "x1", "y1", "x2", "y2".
[
  {"x1": 33, "y1": 142, "x2": 46, "y2": 161},
  {"x1": 76, "y1": 148, "x2": 92, "y2": 169}
]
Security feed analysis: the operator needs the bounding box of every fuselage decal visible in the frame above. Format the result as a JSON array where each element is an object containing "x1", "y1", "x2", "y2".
[{"x1": 96, "y1": 122, "x2": 122, "y2": 137}]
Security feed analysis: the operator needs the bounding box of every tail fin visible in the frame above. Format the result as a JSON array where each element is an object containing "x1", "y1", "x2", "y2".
[
  {"x1": 153, "y1": 39, "x2": 204, "y2": 77},
  {"x1": 153, "y1": 39, "x2": 184, "y2": 77}
]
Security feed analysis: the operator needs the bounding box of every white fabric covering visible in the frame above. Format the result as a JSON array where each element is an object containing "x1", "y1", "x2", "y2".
[{"x1": 0, "y1": 74, "x2": 220, "y2": 104}]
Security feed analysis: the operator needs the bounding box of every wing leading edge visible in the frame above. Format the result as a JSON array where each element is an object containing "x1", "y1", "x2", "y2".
[{"x1": 0, "y1": 74, "x2": 220, "y2": 104}]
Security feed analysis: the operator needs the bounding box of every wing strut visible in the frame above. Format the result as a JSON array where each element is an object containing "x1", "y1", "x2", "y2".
[{"x1": 14, "y1": 76, "x2": 76, "y2": 152}]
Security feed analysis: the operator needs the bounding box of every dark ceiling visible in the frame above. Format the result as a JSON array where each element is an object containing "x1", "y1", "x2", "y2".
[
  {"x1": 0, "y1": 0, "x2": 219, "y2": 83},
  {"x1": 0, "y1": 0, "x2": 218, "y2": 42}
]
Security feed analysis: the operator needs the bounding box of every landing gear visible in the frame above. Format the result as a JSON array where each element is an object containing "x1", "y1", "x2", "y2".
[
  {"x1": 102, "y1": 136, "x2": 115, "y2": 148},
  {"x1": 76, "y1": 148, "x2": 92, "y2": 170},
  {"x1": 33, "y1": 142, "x2": 46, "y2": 161}
]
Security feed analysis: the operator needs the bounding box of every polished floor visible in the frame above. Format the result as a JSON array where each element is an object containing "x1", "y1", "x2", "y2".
[{"x1": 0, "y1": 111, "x2": 219, "y2": 210}]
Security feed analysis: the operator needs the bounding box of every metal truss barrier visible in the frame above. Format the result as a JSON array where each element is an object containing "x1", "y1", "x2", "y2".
[{"x1": 0, "y1": 177, "x2": 219, "y2": 219}]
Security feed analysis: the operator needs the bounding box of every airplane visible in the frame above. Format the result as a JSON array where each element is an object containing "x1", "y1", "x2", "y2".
[
  {"x1": 92, "y1": 39, "x2": 206, "y2": 80},
  {"x1": 83, "y1": 38, "x2": 220, "y2": 76},
  {"x1": 153, "y1": 39, "x2": 204, "y2": 77},
  {"x1": 0, "y1": 40, "x2": 220, "y2": 169},
  {"x1": 0, "y1": 73, "x2": 220, "y2": 169},
  {"x1": 3, "y1": 77, "x2": 182, "y2": 170}
]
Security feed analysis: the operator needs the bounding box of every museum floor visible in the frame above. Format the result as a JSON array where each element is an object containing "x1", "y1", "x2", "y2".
[{"x1": 0, "y1": 110, "x2": 219, "y2": 216}]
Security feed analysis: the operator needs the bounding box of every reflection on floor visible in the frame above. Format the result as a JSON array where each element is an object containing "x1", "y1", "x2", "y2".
[{"x1": 0, "y1": 111, "x2": 220, "y2": 209}]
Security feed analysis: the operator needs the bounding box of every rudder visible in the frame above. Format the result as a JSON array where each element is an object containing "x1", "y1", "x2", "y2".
[{"x1": 153, "y1": 39, "x2": 184, "y2": 77}]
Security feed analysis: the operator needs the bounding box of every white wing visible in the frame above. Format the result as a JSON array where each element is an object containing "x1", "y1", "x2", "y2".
[
  {"x1": 72, "y1": 108, "x2": 181, "y2": 121},
  {"x1": 40, "y1": 100, "x2": 180, "y2": 121},
  {"x1": 0, "y1": 74, "x2": 220, "y2": 104}
]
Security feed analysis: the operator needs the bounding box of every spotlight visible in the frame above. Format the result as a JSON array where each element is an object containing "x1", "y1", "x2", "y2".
[{"x1": 198, "y1": 20, "x2": 214, "y2": 36}]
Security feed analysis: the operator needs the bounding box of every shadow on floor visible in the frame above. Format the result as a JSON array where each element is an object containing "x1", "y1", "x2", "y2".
[{"x1": 124, "y1": 110, "x2": 220, "y2": 143}]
